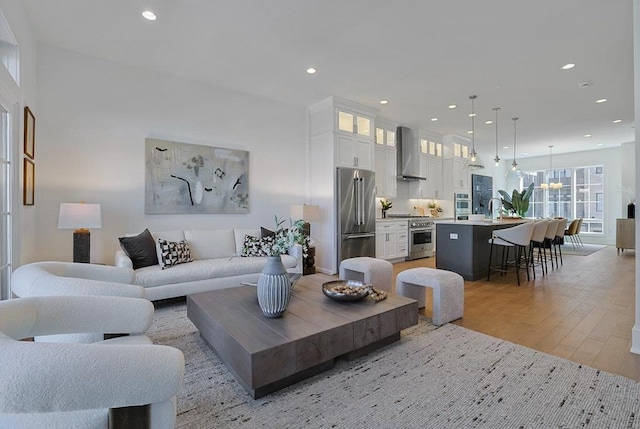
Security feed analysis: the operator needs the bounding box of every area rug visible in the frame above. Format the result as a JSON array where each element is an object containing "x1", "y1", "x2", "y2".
[
  {"x1": 149, "y1": 299, "x2": 640, "y2": 429},
  {"x1": 560, "y1": 243, "x2": 607, "y2": 256}
]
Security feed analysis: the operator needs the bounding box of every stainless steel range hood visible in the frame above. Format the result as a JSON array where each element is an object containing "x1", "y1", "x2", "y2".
[{"x1": 396, "y1": 126, "x2": 426, "y2": 181}]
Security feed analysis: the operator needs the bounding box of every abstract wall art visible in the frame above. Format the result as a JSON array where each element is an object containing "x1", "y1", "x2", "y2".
[{"x1": 145, "y1": 138, "x2": 249, "y2": 214}]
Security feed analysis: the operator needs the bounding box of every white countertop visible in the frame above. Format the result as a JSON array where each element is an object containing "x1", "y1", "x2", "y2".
[{"x1": 435, "y1": 219, "x2": 528, "y2": 226}]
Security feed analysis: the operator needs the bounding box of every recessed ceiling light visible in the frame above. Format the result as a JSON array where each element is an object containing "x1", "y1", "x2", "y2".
[
  {"x1": 613, "y1": 119, "x2": 623, "y2": 123},
  {"x1": 431, "y1": 118, "x2": 438, "y2": 122},
  {"x1": 379, "y1": 100, "x2": 388, "y2": 105},
  {"x1": 596, "y1": 98, "x2": 607, "y2": 103},
  {"x1": 597, "y1": 143, "x2": 604, "y2": 146},
  {"x1": 468, "y1": 113, "x2": 476, "y2": 117},
  {"x1": 306, "y1": 67, "x2": 317, "y2": 74},
  {"x1": 485, "y1": 120, "x2": 493, "y2": 125},
  {"x1": 503, "y1": 146, "x2": 509, "y2": 149},
  {"x1": 142, "y1": 10, "x2": 157, "y2": 20},
  {"x1": 561, "y1": 63, "x2": 575, "y2": 70},
  {"x1": 467, "y1": 130, "x2": 473, "y2": 134},
  {"x1": 584, "y1": 134, "x2": 592, "y2": 138},
  {"x1": 448, "y1": 104, "x2": 457, "y2": 109}
]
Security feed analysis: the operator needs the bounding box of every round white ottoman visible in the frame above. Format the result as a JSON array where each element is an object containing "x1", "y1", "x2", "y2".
[
  {"x1": 396, "y1": 267, "x2": 464, "y2": 326},
  {"x1": 339, "y1": 257, "x2": 393, "y2": 292}
]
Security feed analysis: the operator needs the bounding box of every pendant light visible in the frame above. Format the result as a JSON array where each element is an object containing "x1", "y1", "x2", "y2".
[
  {"x1": 493, "y1": 107, "x2": 500, "y2": 166},
  {"x1": 511, "y1": 117, "x2": 519, "y2": 171},
  {"x1": 466, "y1": 95, "x2": 485, "y2": 170},
  {"x1": 541, "y1": 145, "x2": 562, "y2": 189}
]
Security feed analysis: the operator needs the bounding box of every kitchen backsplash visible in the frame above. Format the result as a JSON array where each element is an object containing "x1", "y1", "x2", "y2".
[{"x1": 376, "y1": 197, "x2": 454, "y2": 219}]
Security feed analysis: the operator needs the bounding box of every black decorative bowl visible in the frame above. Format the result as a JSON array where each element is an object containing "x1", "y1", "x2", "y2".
[{"x1": 322, "y1": 280, "x2": 370, "y2": 302}]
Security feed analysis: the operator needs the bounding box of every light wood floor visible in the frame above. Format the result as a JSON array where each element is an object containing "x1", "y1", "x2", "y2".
[{"x1": 390, "y1": 246, "x2": 640, "y2": 382}]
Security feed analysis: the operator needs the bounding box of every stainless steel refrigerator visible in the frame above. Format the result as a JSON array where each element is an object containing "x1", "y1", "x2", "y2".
[{"x1": 337, "y1": 167, "x2": 376, "y2": 264}]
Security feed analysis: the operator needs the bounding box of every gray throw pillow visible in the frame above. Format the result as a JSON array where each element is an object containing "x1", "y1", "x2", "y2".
[{"x1": 118, "y1": 229, "x2": 158, "y2": 270}]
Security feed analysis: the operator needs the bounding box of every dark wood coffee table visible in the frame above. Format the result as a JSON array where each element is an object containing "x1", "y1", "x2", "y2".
[{"x1": 187, "y1": 273, "x2": 418, "y2": 399}]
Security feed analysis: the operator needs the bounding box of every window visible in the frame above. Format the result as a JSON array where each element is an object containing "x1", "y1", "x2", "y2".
[
  {"x1": 0, "y1": 9, "x2": 19, "y2": 86},
  {"x1": 0, "y1": 103, "x2": 11, "y2": 300},
  {"x1": 522, "y1": 165, "x2": 604, "y2": 234}
]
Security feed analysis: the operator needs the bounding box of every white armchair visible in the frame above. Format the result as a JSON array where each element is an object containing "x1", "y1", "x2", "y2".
[
  {"x1": 0, "y1": 295, "x2": 184, "y2": 429},
  {"x1": 12, "y1": 261, "x2": 140, "y2": 298},
  {"x1": 12, "y1": 262, "x2": 143, "y2": 343}
]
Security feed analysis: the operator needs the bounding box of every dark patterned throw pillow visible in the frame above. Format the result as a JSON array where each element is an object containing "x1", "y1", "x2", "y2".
[
  {"x1": 158, "y1": 238, "x2": 193, "y2": 269},
  {"x1": 241, "y1": 235, "x2": 274, "y2": 257}
]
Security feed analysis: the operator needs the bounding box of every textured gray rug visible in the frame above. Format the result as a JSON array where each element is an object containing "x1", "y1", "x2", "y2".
[
  {"x1": 560, "y1": 243, "x2": 607, "y2": 256},
  {"x1": 149, "y1": 299, "x2": 640, "y2": 428}
]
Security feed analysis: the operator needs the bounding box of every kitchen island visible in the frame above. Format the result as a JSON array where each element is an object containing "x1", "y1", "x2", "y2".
[{"x1": 436, "y1": 219, "x2": 528, "y2": 281}]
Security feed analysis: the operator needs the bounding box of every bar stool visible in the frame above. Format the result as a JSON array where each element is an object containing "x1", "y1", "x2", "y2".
[
  {"x1": 529, "y1": 219, "x2": 550, "y2": 278},
  {"x1": 543, "y1": 219, "x2": 562, "y2": 271},
  {"x1": 554, "y1": 218, "x2": 567, "y2": 266},
  {"x1": 487, "y1": 222, "x2": 535, "y2": 286}
]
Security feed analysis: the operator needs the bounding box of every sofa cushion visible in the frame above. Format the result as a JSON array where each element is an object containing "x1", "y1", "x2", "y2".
[
  {"x1": 261, "y1": 227, "x2": 276, "y2": 238},
  {"x1": 150, "y1": 231, "x2": 186, "y2": 266},
  {"x1": 241, "y1": 235, "x2": 274, "y2": 257},
  {"x1": 118, "y1": 229, "x2": 158, "y2": 270},
  {"x1": 133, "y1": 255, "x2": 298, "y2": 288},
  {"x1": 233, "y1": 229, "x2": 260, "y2": 254},
  {"x1": 184, "y1": 229, "x2": 235, "y2": 260},
  {"x1": 158, "y1": 239, "x2": 193, "y2": 269}
]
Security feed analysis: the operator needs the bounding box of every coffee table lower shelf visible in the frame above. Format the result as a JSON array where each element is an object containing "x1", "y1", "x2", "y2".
[{"x1": 187, "y1": 274, "x2": 418, "y2": 399}]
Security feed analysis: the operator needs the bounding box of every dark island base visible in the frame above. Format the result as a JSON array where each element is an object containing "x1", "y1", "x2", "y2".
[{"x1": 436, "y1": 221, "x2": 527, "y2": 281}]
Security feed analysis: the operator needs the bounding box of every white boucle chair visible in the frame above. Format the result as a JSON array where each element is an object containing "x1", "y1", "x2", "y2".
[
  {"x1": 396, "y1": 267, "x2": 464, "y2": 326},
  {"x1": 0, "y1": 295, "x2": 184, "y2": 429},
  {"x1": 339, "y1": 257, "x2": 393, "y2": 292},
  {"x1": 12, "y1": 261, "x2": 143, "y2": 343}
]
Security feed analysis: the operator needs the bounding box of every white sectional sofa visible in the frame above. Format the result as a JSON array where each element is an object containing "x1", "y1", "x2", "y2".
[{"x1": 116, "y1": 228, "x2": 302, "y2": 301}]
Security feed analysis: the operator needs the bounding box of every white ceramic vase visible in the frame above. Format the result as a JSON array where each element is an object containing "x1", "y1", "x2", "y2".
[{"x1": 257, "y1": 256, "x2": 291, "y2": 318}]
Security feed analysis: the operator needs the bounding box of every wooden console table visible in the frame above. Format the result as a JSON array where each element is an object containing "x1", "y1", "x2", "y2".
[{"x1": 616, "y1": 218, "x2": 635, "y2": 254}]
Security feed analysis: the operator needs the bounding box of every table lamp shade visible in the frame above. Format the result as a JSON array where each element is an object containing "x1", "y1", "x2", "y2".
[
  {"x1": 58, "y1": 203, "x2": 102, "y2": 231},
  {"x1": 290, "y1": 204, "x2": 321, "y2": 222}
]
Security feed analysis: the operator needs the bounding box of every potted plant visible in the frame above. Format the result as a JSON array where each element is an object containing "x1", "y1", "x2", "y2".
[
  {"x1": 380, "y1": 199, "x2": 393, "y2": 218},
  {"x1": 498, "y1": 183, "x2": 534, "y2": 218}
]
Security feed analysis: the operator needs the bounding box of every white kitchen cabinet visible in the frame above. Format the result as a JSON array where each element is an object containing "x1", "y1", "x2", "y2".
[
  {"x1": 409, "y1": 154, "x2": 443, "y2": 199},
  {"x1": 336, "y1": 109, "x2": 374, "y2": 169},
  {"x1": 374, "y1": 120, "x2": 397, "y2": 197},
  {"x1": 376, "y1": 220, "x2": 408, "y2": 260},
  {"x1": 442, "y1": 134, "x2": 471, "y2": 198},
  {"x1": 309, "y1": 97, "x2": 379, "y2": 274}
]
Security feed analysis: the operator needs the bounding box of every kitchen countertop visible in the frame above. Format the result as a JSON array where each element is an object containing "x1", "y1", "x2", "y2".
[
  {"x1": 435, "y1": 218, "x2": 528, "y2": 226},
  {"x1": 376, "y1": 217, "x2": 453, "y2": 221}
]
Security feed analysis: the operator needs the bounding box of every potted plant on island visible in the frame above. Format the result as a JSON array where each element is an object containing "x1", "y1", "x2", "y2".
[{"x1": 498, "y1": 183, "x2": 534, "y2": 218}]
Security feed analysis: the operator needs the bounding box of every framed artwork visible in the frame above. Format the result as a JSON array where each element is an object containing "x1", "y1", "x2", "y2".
[
  {"x1": 24, "y1": 106, "x2": 35, "y2": 159},
  {"x1": 145, "y1": 138, "x2": 250, "y2": 214},
  {"x1": 23, "y1": 158, "x2": 34, "y2": 205}
]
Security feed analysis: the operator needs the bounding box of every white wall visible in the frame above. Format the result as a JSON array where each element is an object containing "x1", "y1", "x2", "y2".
[
  {"x1": 0, "y1": 0, "x2": 38, "y2": 267},
  {"x1": 33, "y1": 45, "x2": 309, "y2": 264},
  {"x1": 509, "y1": 147, "x2": 624, "y2": 245}
]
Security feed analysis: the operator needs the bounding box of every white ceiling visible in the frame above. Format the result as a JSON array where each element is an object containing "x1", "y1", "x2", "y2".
[{"x1": 21, "y1": 0, "x2": 635, "y2": 158}]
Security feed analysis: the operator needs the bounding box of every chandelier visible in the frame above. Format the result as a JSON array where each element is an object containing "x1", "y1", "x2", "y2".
[{"x1": 540, "y1": 145, "x2": 562, "y2": 189}]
